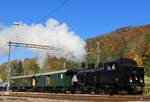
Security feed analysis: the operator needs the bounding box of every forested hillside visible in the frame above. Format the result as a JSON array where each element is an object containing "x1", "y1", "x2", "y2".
[
  {"x1": 87, "y1": 25, "x2": 150, "y2": 63},
  {"x1": 86, "y1": 25, "x2": 150, "y2": 77},
  {"x1": 0, "y1": 25, "x2": 150, "y2": 80}
]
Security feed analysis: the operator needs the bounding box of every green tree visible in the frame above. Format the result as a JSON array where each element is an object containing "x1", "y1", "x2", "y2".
[
  {"x1": 11, "y1": 61, "x2": 18, "y2": 76},
  {"x1": 16, "y1": 61, "x2": 24, "y2": 76},
  {"x1": 0, "y1": 64, "x2": 7, "y2": 81},
  {"x1": 11, "y1": 60, "x2": 24, "y2": 76},
  {"x1": 30, "y1": 60, "x2": 40, "y2": 74}
]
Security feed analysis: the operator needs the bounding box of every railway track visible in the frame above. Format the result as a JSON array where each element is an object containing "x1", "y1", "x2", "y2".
[{"x1": 0, "y1": 92, "x2": 150, "y2": 102}]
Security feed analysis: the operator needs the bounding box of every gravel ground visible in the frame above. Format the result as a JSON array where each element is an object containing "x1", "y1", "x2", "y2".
[
  {"x1": 0, "y1": 96, "x2": 90, "y2": 102},
  {"x1": 0, "y1": 92, "x2": 150, "y2": 102},
  {"x1": 0, "y1": 96, "x2": 149, "y2": 102}
]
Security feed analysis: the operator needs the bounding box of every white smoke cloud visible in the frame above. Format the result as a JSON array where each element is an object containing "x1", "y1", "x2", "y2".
[{"x1": 0, "y1": 19, "x2": 86, "y2": 67}]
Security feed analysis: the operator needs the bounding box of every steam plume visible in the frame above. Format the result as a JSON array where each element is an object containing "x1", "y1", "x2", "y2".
[{"x1": 0, "y1": 19, "x2": 86, "y2": 67}]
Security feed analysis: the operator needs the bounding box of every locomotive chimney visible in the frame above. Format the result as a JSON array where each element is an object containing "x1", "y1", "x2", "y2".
[{"x1": 81, "y1": 63, "x2": 85, "y2": 70}]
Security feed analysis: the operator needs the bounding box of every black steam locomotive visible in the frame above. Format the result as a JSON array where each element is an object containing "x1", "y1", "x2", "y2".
[
  {"x1": 75, "y1": 58, "x2": 144, "y2": 95},
  {"x1": 5, "y1": 58, "x2": 144, "y2": 95}
]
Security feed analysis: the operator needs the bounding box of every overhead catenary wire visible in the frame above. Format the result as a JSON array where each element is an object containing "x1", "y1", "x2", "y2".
[
  {"x1": 37, "y1": 0, "x2": 71, "y2": 23},
  {"x1": 6, "y1": 41, "x2": 62, "y2": 92}
]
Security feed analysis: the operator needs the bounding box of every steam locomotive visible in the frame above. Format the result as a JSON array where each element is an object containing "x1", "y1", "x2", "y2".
[
  {"x1": 9, "y1": 58, "x2": 144, "y2": 95},
  {"x1": 76, "y1": 58, "x2": 144, "y2": 95}
]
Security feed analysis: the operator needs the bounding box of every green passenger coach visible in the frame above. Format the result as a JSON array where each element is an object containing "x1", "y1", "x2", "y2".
[{"x1": 10, "y1": 69, "x2": 79, "y2": 92}]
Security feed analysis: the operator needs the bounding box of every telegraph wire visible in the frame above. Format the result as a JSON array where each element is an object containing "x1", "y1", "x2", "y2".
[{"x1": 37, "y1": 0, "x2": 71, "y2": 23}]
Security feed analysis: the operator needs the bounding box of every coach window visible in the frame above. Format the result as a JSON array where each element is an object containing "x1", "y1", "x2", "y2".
[
  {"x1": 61, "y1": 74, "x2": 64, "y2": 79},
  {"x1": 47, "y1": 75, "x2": 51, "y2": 80},
  {"x1": 32, "y1": 77, "x2": 36, "y2": 87},
  {"x1": 25, "y1": 80, "x2": 27, "y2": 83}
]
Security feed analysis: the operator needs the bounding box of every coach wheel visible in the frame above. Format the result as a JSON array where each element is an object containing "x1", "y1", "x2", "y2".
[{"x1": 106, "y1": 87, "x2": 114, "y2": 95}]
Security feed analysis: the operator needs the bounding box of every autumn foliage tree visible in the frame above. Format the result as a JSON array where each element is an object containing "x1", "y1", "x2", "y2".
[
  {"x1": 23, "y1": 58, "x2": 40, "y2": 75},
  {"x1": 143, "y1": 33, "x2": 150, "y2": 77}
]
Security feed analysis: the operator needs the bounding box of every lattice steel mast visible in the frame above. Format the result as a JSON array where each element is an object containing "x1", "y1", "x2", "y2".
[{"x1": 6, "y1": 41, "x2": 60, "y2": 91}]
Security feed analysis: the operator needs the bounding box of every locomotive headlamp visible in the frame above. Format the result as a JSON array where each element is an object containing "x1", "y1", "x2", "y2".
[
  {"x1": 140, "y1": 78, "x2": 143, "y2": 83},
  {"x1": 129, "y1": 77, "x2": 133, "y2": 83},
  {"x1": 135, "y1": 76, "x2": 138, "y2": 80}
]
